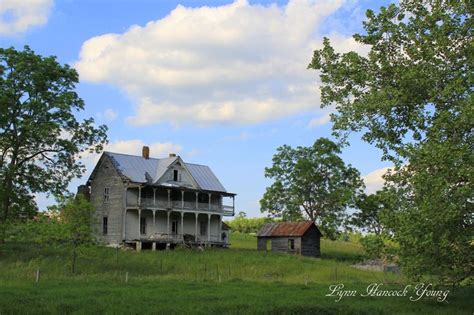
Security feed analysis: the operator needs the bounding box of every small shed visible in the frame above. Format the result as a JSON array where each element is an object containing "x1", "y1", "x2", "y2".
[{"x1": 257, "y1": 221, "x2": 322, "y2": 257}]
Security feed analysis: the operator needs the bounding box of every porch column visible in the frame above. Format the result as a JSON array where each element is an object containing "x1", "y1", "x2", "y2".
[
  {"x1": 138, "y1": 186, "x2": 142, "y2": 206},
  {"x1": 152, "y1": 210, "x2": 156, "y2": 235},
  {"x1": 195, "y1": 192, "x2": 198, "y2": 210},
  {"x1": 167, "y1": 189, "x2": 171, "y2": 208},
  {"x1": 137, "y1": 209, "x2": 141, "y2": 238},
  {"x1": 232, "y1": 196, "x2": 235, "y2": 215},
  {"x1": 181, "y1": 190, "x2": 184, "y2": 209},
  {"x1": 207, "y1": 214, "x2": 211, "y2": 243},
  {"x1": 218, "y1": 215, "x2": 222, "y2": 242},
  {"x1": 153, "y1": 188, "x2": 156, "y2": 206},
  {"x1": 208, "y1": 193, "x2": 212, "y2": 211},
  {"x1": 180, "y1": 212, "x2": 184, "y2": 241},
  {"x1": 195, "y1": 213, "x2": 198, "y2": 241},
  {"x1": 167, "y1": 211, "x2": 170, "y2": 240}
]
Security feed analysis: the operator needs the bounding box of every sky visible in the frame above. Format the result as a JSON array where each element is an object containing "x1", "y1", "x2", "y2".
[{"x1": 0, "y1": 0, "x2": 394, "y2": 217}]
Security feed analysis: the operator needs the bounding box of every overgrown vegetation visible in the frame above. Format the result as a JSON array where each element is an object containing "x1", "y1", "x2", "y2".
[{"x1": 0, "y1": 234, "x2": 472, "y2": 314}]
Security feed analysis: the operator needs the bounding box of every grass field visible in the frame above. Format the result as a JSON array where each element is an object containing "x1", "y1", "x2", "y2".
[{"x1": 0, "y1": 233, "x2": 472, "y2": 314}]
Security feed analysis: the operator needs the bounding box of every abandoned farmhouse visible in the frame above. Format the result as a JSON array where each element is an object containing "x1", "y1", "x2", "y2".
[
  {"x1": 82, "y1": 146, "x2": 236, "y2": 250},
  {"x1": 257, "y1": 221, "x2": 322, "y2": 257}
]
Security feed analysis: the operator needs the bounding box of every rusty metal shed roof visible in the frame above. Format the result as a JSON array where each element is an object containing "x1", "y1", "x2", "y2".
[{"x1": 257, "y1": 221, "x2": 320, "y2": 237}]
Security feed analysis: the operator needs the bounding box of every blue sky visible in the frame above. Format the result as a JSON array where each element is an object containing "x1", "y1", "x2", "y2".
[{"x1": 0, "y1": 0, "x2": 393, "y2": 217}]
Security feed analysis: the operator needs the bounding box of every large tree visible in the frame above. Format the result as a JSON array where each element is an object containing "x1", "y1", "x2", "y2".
[
  {"x1": 308, "y1": 1, "x2": 472, "y2": 284},
  {"x1": 0, "y1": 46, "x2": 107, "y2": 243},
  {"x1": 260, "y1": 138, "x2": 364, "y2": 239}
]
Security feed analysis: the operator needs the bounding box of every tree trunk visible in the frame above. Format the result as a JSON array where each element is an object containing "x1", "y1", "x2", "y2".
[
  {"x1": 71, "y1": 242, "x2": 77, "y2": 274},
  {"x1": 0, "y1": 177, "x2": 13, "y2": 244}
]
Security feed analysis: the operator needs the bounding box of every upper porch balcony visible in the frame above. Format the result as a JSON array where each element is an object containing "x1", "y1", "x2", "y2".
[{"x1": 126, "y1": 186, "x2": 235, "y2": 216}]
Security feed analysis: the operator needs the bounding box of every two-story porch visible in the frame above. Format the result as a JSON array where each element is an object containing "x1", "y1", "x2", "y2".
[{"x1": 123, "y1": 185, "x2": 235, "y2": 250}]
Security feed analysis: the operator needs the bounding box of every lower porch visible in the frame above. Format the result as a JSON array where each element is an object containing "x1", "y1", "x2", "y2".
[{"x1": 123, "y1": 209, "x2": 228, "y2": 249}]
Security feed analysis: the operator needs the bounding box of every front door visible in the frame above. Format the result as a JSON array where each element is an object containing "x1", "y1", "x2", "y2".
[
  {"x1": 171, "y1": 220, "x2": 178, "y2": 235},
  {"x1": 200, "y1": 221, "x2": 207, "y2": 236}
]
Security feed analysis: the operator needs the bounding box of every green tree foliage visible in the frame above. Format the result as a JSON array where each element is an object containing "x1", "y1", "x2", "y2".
[
  {"x1": 0, "y1": 46, "x2": 108, "y2": 243},
  {"x1": 226, "y1": 212, "x2": 274, "y2": 234},
  {"x1": 351, "y1": 190, "x2": 398, "y2": 260},
  {"x1": 308, "y1": 0, "x2": 472, "y2": 284},
  {"x1": 14, "y1": 195, "x2": 95, "y2": 273},
  {"x1": 260, "y1": 138, "x2": 364, "y2": 239},
  {"x1": 60, "y1": 195, "x2": 95, "y2": 274},
  {"x1": 350, "y1": 189, "x2": 396, "y2": 236}
]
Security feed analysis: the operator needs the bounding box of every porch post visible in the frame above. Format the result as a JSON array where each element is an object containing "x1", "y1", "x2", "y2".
[
  {"x1": 195, "y1": 213, "x2": 198, "y2": 242},
  {"x1": 207, "y1": 214, "x2": 211, "y2": 243},
  {"x1": 167, "y1": 211, "x2": 170, "y2": 240},
  {"x1": 137, "y1": 209, "x2": 141, "y2": 238},
  {"x1": 138, "y1": 186, "x2": 142, "y2": 206},
  {"x1": 152, "y1": 210, "x2": 156, "y2": 236},
  {"x1": 153, "y1": 188, "x2": 156, "y2": 206},
  {"x1": 167, "y1": 189, "x2": 171, "y2": 208},
  {"x1": 208, "y1": 193, "x2": 212, "y2": 211},
  {"x1": 233, "y1": 196, "x2": 235, "y2": 215},
  {"x1": 180, "y1": 212, "x2": 184, "y2": 241},
  {"x1": 195, "y1": 192, "x2": 198, "y2": 210},
  {"x1": 181, "y1": 190, "x2": 184, "y2": 209}
]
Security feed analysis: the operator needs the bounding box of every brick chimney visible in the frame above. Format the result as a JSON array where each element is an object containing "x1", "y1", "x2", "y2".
[
  {"x1": 142, "y1": 146, "x2": 150, "y2": 159},
  {"x1": 169, "y1": 153, "x2": 176, "y2": 158}
]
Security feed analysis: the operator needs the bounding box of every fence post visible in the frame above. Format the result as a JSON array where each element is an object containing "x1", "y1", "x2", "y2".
[
  {"x1": 335, "y1": 267, "x2": 337, "y2": 281},
  {"x1": 36, "y1": 267, "x2": 40, "y2": 283},
  {"x1": 125, "y1": 272, "x2": 129, "y2": 283}
]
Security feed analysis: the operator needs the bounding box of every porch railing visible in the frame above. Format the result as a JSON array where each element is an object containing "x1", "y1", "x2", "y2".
[{"x1": 127, "y1": 197, "x2": 231, "y2": 214}]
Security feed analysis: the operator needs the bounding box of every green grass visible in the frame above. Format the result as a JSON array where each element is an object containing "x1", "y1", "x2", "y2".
[{"x1": 0, "y1": 234, "x2": 472, "y2": 314}]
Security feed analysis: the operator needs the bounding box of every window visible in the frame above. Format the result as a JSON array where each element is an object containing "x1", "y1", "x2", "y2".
[
  {"x1": 102, "y1": 217, "x2": 108, "y2": 235},
  {"x1": 200, "y1": 222, "x2": 207, "y2": 236},
  {"x1": 104, "y1": 187, "x2": 110, "y2": 202},
  {"x1": 288, "y1": 239, "x2": 295, "y2": 250},
  {"x1": 172, "y1": 220, "x2": 178, "y2": 234},
  {"x1": 140, "y1": 217, "x2": 146, "y2": 235},
  {"x1": 173, "y1": 170, "x2": 179, "y2": 181}
]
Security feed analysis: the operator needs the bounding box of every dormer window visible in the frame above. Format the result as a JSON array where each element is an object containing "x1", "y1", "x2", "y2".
[{"x1": 173, "y1": 170, "x2": 179, "y2": 181}]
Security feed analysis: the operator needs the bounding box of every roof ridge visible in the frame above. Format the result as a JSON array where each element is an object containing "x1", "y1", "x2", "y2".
[{"x1": 105, "y1": 151, "x2": 172, "y2": 161}]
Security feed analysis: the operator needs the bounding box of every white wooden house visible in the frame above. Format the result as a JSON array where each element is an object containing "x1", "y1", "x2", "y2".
[{"x1": 83, "y1": 146, "x2": 236, "y2": 250}]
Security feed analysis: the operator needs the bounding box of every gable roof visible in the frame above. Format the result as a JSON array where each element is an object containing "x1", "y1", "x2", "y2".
[
  {"x1": 257, "y1": 221, "x2": 321, "y2": 237},
  {"x1": 88, "y1": 151, "x2": 233, "y2": 194}
]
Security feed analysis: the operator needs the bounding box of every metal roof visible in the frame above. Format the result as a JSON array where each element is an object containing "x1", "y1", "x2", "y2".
[
  {"x1": 102, "y1": 152, "x2": 230, "y2": 193},
  {"x1": 257, "y1": 221, "x2": 319, "y2": 237},
  {"x1": 186, "y1": 163, "x2": 227, "y2": 192}
]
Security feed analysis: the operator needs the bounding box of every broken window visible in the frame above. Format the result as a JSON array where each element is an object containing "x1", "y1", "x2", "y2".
[
  {"x1": 140, "y1": 217, "x2": 146, "y2": 235},
  {"x1": 104, "y1": 187, "x2": 110, "y2": 202},
  {"x1": 288, "y1": 239, "x2": 295, "y2": 250},
  {"x1": 173, "y1": 170, "x2": 179, "y2": 181},
  {"x1": 103, "y1": 216, "x2": 108, "y2": 235}
]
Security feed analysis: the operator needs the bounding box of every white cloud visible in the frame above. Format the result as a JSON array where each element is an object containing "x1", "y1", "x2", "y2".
[
  {"x1": 104, "y1": 108, "x2": 118, "y2": 121},
  {"x1": 0, "y1": 0, "x2": 53, "y2": 36},
  {"x1": 308, "y1": 112, "x2": 331, "y2": 128},
  {"x1": 362, "y1": 166, "x2": 392, "y2": 194},
  {"x1": 75, "y1": 0, "x2": 368, "y2": 126}
]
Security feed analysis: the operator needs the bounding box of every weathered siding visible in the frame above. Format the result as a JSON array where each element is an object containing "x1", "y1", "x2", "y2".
[
  {"x1": 158, "y1": 162, "x2": 197, "y2": 189},
  {"x1": 257, "y1": 238, "x2": 268, "y2": 251},
  {"x1": 301, "y1": 226, "x2": 321, "y2": 257},
  {"x1": 270, "y1": 237, "x2": 301, "y2": 254},
  {"x1": 90, "y1": 155, "x2": 125, "y2": 245}
]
